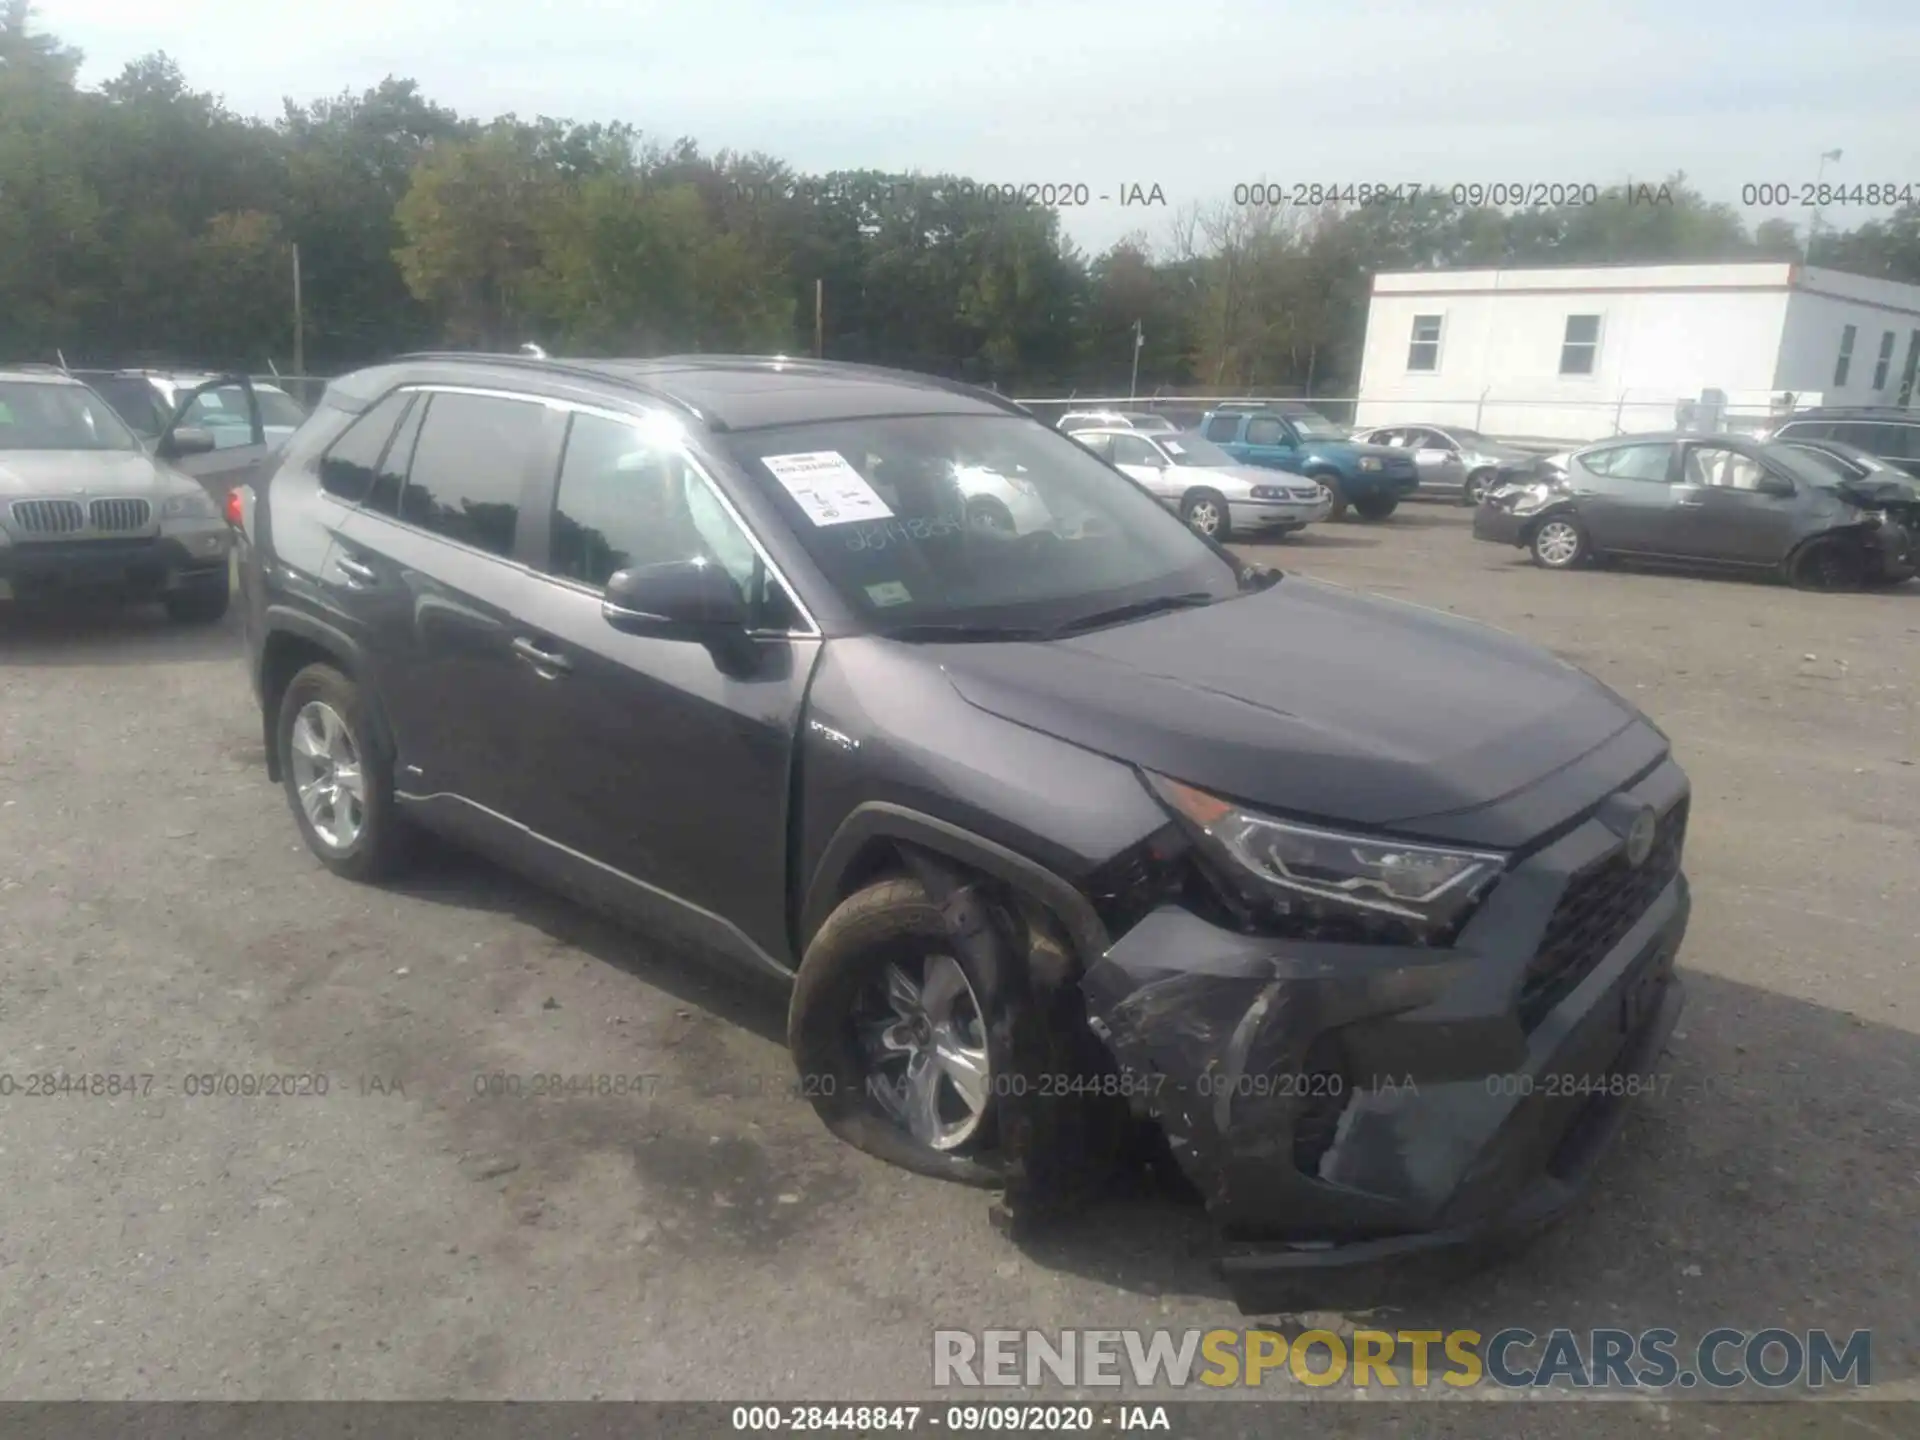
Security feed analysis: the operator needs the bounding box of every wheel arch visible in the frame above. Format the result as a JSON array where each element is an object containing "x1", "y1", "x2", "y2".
[
  {"x1": 257, "y1": 608, "x2": 394, "y2": 782},
  {"x1": 798, "y1": 802, "x2": 1110, "y2": 970}
]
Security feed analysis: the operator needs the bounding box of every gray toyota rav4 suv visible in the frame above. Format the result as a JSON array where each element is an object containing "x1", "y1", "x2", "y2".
[{"x1": 235, "y1": 352, "x2": 1692, "y2": 1310}]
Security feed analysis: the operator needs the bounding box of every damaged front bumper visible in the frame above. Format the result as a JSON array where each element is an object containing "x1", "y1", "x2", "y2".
[{"x1": 1080, "y1": 763, "x2": 1691, "y2": 1314}]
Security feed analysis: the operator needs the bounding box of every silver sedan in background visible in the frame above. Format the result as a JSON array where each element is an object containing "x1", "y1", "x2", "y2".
[
  {"x1": 1073, "y1": 426, "x2": 1330, "y2": 541},
  {"x1": 1351, "y1": 423, "x2": 1547, "y2": 504}
]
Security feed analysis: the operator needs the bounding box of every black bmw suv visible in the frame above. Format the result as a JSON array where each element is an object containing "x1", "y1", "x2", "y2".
[{"x1": 236, "y1": 352, "x2": 1692, "y2": 1309}]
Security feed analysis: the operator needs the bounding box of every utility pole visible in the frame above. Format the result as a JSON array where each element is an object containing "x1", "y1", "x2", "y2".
[
  {"x1": 291, "y1": 242, "x2": 305, "y2": 382},
  {"x1": 1807, "y1": 149, "x2": 1842, "y2": 265},
  {"x1": 814, "y1": 279, "x2": 824, "y2": 358},
  {"x1": 1128, "y1": 320, "x2": 1144, "y2": 401}
]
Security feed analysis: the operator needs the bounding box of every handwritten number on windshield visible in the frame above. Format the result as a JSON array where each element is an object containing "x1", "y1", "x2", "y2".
[{"x1": 845, "y1": 514, "x2": 967, "y2": 551}]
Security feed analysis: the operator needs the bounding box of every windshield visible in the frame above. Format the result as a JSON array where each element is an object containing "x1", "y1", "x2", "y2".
[
  {"x1": 1445, "y1": 428, "x2": 1491, "y2": 445},
  {"x1": 0, "y1": 381, "x2": 142, "y2": 452},
  {"x1": 1122, "y1": 413, "x2": 1176, "y2": 431},
  {"x1": 1157, "y1": 432, "x2": 1237, "y2": 467},
  {"x1": 1286, "y1": 411, "x2": 1347, "y2": 440},
  {"x1": 1763, "y1": 442, "x2": 1864, "y2": 489},
  {"x1": 1779, "y1": 444, "x2": 1855, "y2": 482},
  {"x1": 723, "y1": 414, "x2": 1244, "y2": 632}
]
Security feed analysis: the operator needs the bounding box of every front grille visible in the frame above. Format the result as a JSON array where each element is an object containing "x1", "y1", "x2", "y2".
[
  {"x1": 88, "y1": 497, "x2": 151, "y2": 532},
  {"x1": 9, "y1": 498, "x2": 85, "y2": 535},
  {"x1": 1519, "y1": 797, "x2": 1688, "y2": 1030},
  {"x1": 1287, "y1": 485, "x2": 1322, "y2": 499}
]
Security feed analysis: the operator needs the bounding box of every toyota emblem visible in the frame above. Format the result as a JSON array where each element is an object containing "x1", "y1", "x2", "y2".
[{"x1": 1624, "y1": 807, "x2": 1658, "y2": 868}]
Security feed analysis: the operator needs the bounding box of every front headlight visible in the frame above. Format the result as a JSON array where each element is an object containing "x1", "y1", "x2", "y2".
[
  {"x1": 1148, "y1": 773, "x2": 1507, "y2": 945},
  {"x1": 1357, "y1": 455, "x2": 1382, "y2": 472},
  {"x1": 161, "y1": 490, "x2": 217, "y2": 520}
]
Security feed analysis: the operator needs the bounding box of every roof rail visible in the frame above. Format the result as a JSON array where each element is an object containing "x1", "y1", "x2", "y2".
[
  {"x1": 647, "y1": 353, "x2": 1034, "y2": 420},
  {"x1": 389, "y1": 350, "x2": 712, "y2": 425}
]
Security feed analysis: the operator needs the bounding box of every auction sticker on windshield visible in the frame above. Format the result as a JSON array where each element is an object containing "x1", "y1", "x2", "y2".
[{"x1": 762, "y1": 451, "x2": 894, "y2": 526}]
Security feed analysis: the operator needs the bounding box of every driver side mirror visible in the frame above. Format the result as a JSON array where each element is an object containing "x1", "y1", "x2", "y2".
[
  {"x1": 157, "y1": 426, "x2": 216, "y2": 458},
  {"x1": 602, "y1": 559, "x2": 749, "y2": 639},
  {"x1": 1757, "y1": 473, "x2": 1796, "y2": 498}
]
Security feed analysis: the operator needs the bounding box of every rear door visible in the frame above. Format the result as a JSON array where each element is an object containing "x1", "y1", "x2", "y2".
[
  {"x1": 1568, "y1": 440, "x2": 1680, "y2": 552},
  {"x1": 1670, "y1": 442, "x2": 1806, "y2": 565},
  {"x1": 327, "y1": 386, "x2": 559, "y2": 817},
  {"x1": 507, "y1": 405, "x2": 820, "y2": 968}
]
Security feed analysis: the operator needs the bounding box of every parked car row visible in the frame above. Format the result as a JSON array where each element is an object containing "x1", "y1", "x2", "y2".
[
  {"x1": 1056, "y1": 403, "x2": 1431, "y2": 537},
  {"x1": 1473, "y1": 430, "x2": 1919, "y2": 591}
]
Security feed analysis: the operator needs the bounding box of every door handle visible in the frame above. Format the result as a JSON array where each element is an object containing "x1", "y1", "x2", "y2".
[
  {"x1": 335, "y1": 554, "x2": 376, "y2": 586},
  {"x1": 1675, "y1": 498, "x2": 1706, "y2": 508},
  {"x1": 512, "y1": 637, "x2": 573, "y2": 676}
]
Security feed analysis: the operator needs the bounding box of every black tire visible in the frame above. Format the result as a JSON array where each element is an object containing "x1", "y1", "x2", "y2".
[
  {"x1": 1462, "y1": 469, "x2": 1498, "y2": 507},
  {"x1": 965, "y1": 496, "x2": 1016, "y2": 534},
  {"x1": 275, "y1": 662, "x2": 412, "y2": 882},
  {"x1": 1352, "y1": 495, "x2": 1399, "y2": 522},
  {"x1": 788, "y1": 877, "x2": 1010, "y2": 1186},
  {"x1": 1311, "y1": 473, "x2": 1349, "y2": 522},
  {"x1": 1787, "y1": 537, "x2": 1866, "y2": 592},
  {"x1": 164, "y1": 580, "x2": 230, "y2": 624},
  {"x1": 1181, "y1": 489, "x2": 1232, "y2": 542},
  {"x1": 1529, "y1": 512, "x2": 1591, "y2": 569}
]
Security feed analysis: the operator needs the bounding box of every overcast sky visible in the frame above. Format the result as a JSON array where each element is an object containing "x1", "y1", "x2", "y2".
[{"x1": 38, "y1": 0, "x2": 1920, "y2": 256}]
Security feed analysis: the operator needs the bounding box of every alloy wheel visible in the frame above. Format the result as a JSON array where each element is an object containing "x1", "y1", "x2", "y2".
[
  {"x1": 857, "y1": 953, "x2": 991, "y2": 1151},
  {"x1": 289, "y1": 700, "x2": 366, "y2": 851},
  {"x1": 1188, "y1": 499, "x2": 1221, "y2": 536},
  {"x1": 1535, "y1": 520, "x2": 1581, "y2": 566}
]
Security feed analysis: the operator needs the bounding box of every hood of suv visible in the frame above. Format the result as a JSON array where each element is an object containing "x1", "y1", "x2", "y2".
[
  {"x1": 932, "y1": 578, "x2": 1654, "y2": 848},
  {"x1": 0, "y1": 449, "x2": 172, "y2": 497}
]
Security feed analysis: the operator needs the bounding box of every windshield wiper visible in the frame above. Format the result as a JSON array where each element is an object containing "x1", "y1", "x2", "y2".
[
  {"x1": 1046, "y1": 591, "x2": 1216, "y2": 637},
  {"x1": 878, "y1": 622, "x2": 1048, "y2": 643}
]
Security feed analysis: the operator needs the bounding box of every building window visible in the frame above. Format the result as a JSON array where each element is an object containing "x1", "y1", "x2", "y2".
[
  {"x1": 1872, "y1": 330, "x2": 1897, "y2": 390},
  {"x1": 1407, "y1": 315, "x2": 1442, "y2": 372},
  {"x1": 1559, "y1": 315, "x2": 1602, "y2": 375},
  {"x1": 1834, "y1": 324, "x2": 1857, "y2": 387}
]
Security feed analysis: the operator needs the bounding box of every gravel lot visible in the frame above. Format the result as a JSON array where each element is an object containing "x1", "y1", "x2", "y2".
[{"x1": 1, "y1": 505, "x2": 1915, "y2": 1421}]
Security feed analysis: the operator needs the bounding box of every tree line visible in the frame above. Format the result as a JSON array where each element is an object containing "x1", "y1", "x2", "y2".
[{"x1": 6, "y1": 3, "x2": 1920, "y2": 397}]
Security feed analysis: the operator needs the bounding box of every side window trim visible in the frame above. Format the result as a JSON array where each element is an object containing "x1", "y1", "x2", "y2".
[{"x1": 529, "y1": 398, "x2": 821, "y2": 639}]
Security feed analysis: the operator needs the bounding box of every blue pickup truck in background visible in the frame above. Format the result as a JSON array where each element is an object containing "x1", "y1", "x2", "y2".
[{"x1": 1200, "y1": 407, "x2": 1420, "y2": 521}]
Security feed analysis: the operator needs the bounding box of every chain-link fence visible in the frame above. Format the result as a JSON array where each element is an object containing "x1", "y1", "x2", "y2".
[{"x1": 22, "y1": 361, "x2": 1844, "y2": 449}]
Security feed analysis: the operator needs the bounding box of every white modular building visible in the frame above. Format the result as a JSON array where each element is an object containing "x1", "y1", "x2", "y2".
[{"x1": 1352, "y1": 262, "x2": 1920, "y2": 442}]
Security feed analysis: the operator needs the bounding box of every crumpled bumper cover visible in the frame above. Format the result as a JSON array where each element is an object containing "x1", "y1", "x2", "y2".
[{"x1": 1080, "y1": 775, "x2": 1690, "y2": 1314}]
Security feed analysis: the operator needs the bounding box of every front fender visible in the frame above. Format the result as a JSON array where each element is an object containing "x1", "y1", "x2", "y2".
[{"x1": 800, "y1": 802, "x2": 1110, "y2": 966}]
